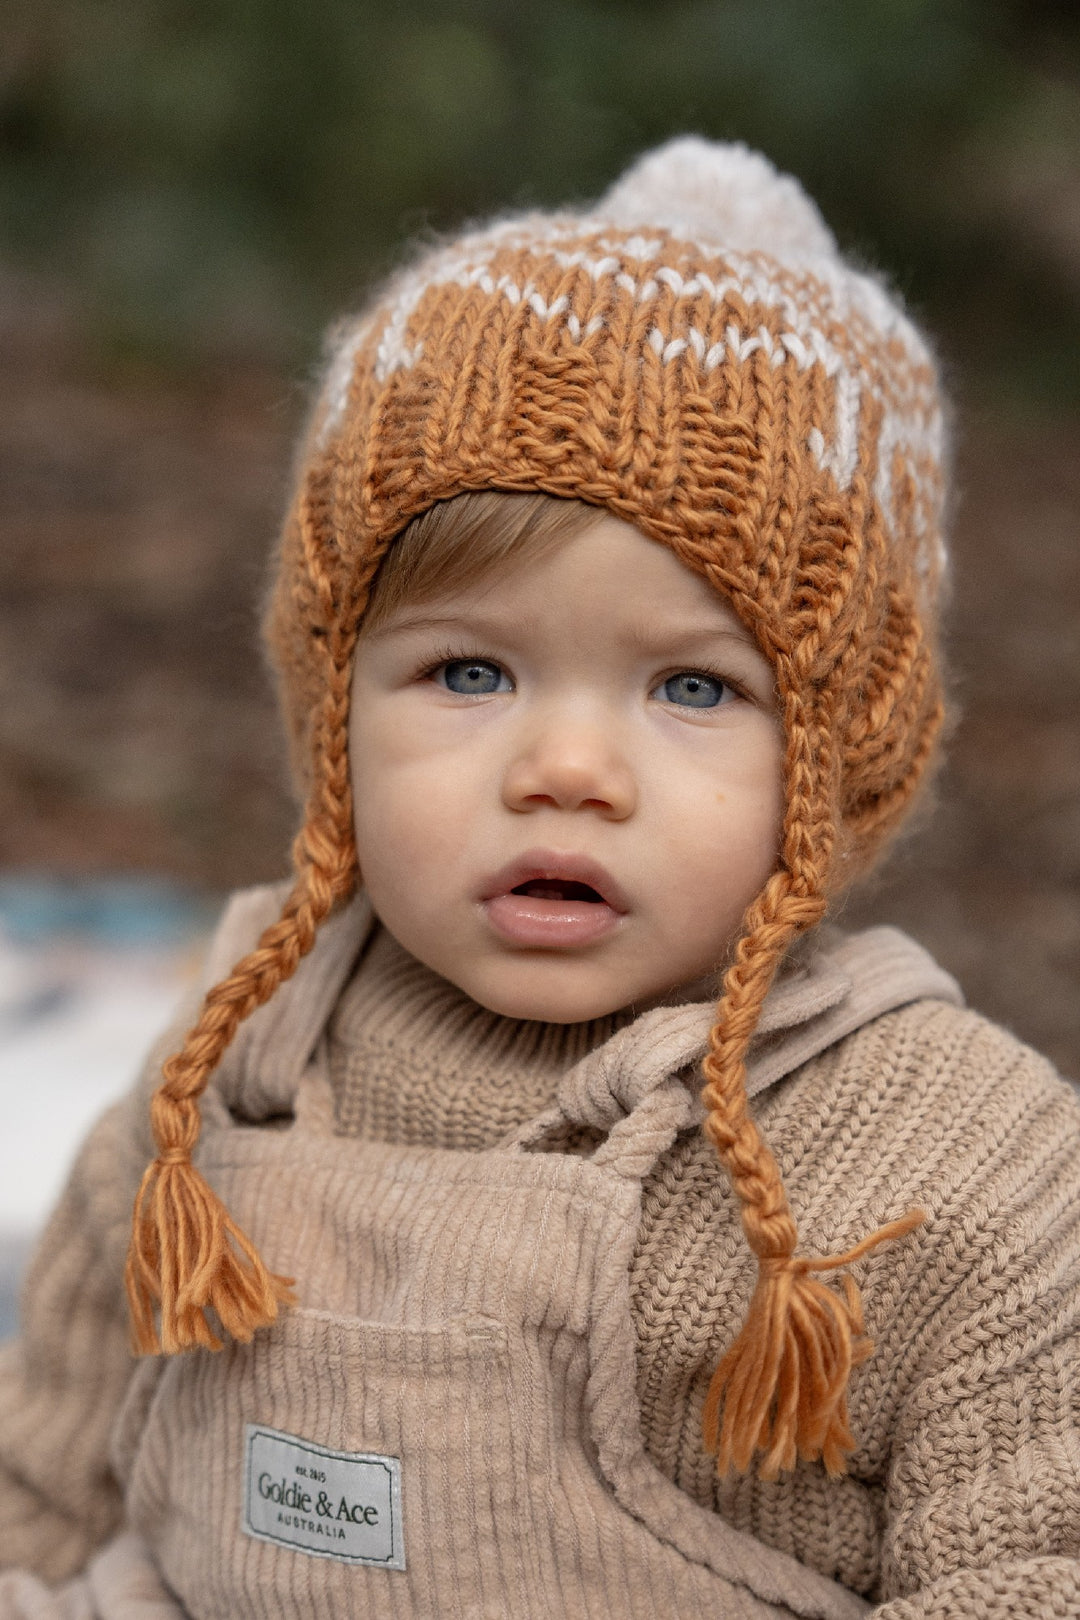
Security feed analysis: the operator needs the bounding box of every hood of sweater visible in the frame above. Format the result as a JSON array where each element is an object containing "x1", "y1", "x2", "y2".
[{"x1": 201, "y1": 884, "x2": 963, "y2": 1134}]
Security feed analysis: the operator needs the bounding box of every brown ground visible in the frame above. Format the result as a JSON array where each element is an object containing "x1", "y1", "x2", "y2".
[{"x1": 1, "y1": 266, "x2": 1077, "y2": 1078}]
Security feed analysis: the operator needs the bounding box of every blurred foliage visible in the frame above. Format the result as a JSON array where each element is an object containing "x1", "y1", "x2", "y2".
[{"x1": 2, "y1": 0, "x2": 1079, "y2": 397}]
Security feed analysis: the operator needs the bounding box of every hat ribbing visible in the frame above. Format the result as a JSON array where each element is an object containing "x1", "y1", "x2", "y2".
[{"x1": 127, "y1": 139, "x2": 946, "y2": 1482}]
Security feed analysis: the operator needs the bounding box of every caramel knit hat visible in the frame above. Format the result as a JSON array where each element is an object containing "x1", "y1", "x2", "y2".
[{"x1": 126, "y1": 138, "x2": 947, "y2": 1482}]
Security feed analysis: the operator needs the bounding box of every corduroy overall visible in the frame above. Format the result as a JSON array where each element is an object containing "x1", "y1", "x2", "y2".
[{"x1": 2, "y1": 896, "x2": 877, "y2": 1620}]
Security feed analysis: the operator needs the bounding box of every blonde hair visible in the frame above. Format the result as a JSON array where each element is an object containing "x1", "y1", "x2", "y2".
[{"x1": 361, "y1": 489, "x2": 603, "y2": 634}]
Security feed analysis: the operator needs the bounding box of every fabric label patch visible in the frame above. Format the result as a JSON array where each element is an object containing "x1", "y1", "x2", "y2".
[{"x1": 243, "y1": 1423, "x2": 405, "y2": 1568}]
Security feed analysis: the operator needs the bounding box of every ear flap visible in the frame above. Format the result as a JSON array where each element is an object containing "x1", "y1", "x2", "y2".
[{"x1": 839, "y1": 583, "x2": 944, "y2": 870}]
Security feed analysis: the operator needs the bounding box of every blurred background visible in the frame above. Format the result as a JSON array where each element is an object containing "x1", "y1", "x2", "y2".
[{"x1": 1, "y1": 0, "x2": 1078, "y2": 1316}]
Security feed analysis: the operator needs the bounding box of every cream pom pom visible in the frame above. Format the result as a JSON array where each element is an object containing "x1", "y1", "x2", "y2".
[{"x1": 598, "y1": 136, "x2": 836, "y2": 261}]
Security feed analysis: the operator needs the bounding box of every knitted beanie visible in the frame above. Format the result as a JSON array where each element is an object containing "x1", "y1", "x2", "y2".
[{"x1": 126, "y1": 138, "x2": 948, "y2": 1483}]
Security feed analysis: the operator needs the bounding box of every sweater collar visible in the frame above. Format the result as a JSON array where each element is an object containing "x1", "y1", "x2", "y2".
[{"x1": 203, "y1": 884, "x2": 963, "y2": 1125}]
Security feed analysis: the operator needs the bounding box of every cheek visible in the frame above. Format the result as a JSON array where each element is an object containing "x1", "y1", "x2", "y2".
[
  {"x1": 349, "y1": 716, "x2": 477, "y2": 878},
  {"x1": 731, "y1": 751, "x2": 786, "y2": 880},
  {"x1": 349, "y1": 715, "x2": 411, "y2": 870},
  {"x1": 657, "y1": 731, "x2": 784, "y2": 901}
]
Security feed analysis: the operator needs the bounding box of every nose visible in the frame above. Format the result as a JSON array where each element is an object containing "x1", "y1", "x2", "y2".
[{"x1": 501, "y1": 711, "x2": 637, "y2": 819}]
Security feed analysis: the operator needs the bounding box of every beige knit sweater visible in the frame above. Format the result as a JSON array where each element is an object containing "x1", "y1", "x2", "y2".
[{"x1": 2, "y1": 892, "x2": 1079, "y2": 1616}]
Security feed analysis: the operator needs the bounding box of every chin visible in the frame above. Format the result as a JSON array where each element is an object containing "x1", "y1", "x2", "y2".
[{"x1": 460, "y1": 969, "x2": 628, "y2": 1026}]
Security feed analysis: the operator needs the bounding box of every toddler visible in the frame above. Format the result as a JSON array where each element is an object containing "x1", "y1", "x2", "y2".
[{"x1": 2, "y1": 138, "x2": 1079, "y2": 1619}]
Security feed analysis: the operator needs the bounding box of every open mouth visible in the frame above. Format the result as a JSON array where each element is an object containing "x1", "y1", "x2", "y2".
[
  {"x1": 485, "y1": 883, "x2": 622, "y2": 946},
  {"x1": 511, "y1": 879, "x2": 605, "y2": 903},
  {"x1": 479, "y1": 848, "x2": 628, "y2": 947}
]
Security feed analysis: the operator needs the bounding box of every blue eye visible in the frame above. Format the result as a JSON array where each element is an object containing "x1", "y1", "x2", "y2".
[
  {"x1": 428, "y1": 657, "x2": 731, "y2": 704},
  {"x1": 439, "y1": 658, "x2": 508, "y2": 695},
  {"x1": 659, "y1": 671, "x2": 729, "y2": 708}
]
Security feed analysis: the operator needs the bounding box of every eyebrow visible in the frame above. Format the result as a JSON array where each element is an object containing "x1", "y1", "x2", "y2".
[{"x1": 364, "y1": 608, "x2": 758, "y2": 656}]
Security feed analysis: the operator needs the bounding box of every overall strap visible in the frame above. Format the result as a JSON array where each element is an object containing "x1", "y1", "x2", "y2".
[
  {"x1": 503, "y1": 923, "x2": 963, "y2": 1185},
  {"x1": 505, "y1": 1004, "x2": 711, "y2": 1184}
]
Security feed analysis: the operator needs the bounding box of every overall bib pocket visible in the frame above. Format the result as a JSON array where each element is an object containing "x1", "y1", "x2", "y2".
[
  {"x1": 104, "y1": 1054, "x2": 873, "y2": 1617},
  {"x1": 119, "y1": 1303, "x2": 523, "y2": 1620}
]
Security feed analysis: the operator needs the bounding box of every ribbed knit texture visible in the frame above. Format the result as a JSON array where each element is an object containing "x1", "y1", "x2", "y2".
[
  {"x1": 0, "y1": 1019, "x2": 169, "y2": 1587},
  {"x1": 323, "y1": 926, "x2": 1080, "y2": 1600},
  {"x1": 630, "y1": 997, "x2": 1080, "y2": 1598},
  {"x1": 4, "y1": 902, "x2": 1080, "y2": 1617},
  {"x1": 329, "y1": 924, "x2": 634, "y2": 1148}
]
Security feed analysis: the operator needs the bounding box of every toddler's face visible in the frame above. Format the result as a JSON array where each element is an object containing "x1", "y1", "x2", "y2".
[{"x1": 349, "y1": 512, "x2": 783, "y2": 1021}]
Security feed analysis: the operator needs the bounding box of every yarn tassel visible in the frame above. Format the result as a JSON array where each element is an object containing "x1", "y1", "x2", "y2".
[
  {"x1": 702, "y1": 1208, "x2": 925, "y2": 1481},
  {"x1": 125, "y1": 1150, "x2": 295, "y2": 1355}
]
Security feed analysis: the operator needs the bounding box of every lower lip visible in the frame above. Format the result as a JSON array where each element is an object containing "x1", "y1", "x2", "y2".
[{"x1": 483, "y1": 893, "x2": 624, "y2": 947}]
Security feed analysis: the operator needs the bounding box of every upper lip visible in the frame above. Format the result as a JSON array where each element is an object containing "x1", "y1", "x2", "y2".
[{"x1": 479, "y1": 848, "x2": 630, "y2": 913}]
